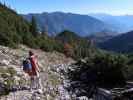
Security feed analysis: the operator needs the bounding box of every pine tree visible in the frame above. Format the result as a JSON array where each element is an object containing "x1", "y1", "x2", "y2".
[
  {"x1": 30, "y1": 16, "x2": 38, "y2": 37},
  {"x1": 41, "y1": 24, "x2": 48, "y2": 36}
]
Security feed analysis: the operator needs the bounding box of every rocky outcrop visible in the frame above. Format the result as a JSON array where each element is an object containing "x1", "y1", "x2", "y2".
[{"x1": 0, "y1": 45, "x2": 76, "y2": 100}]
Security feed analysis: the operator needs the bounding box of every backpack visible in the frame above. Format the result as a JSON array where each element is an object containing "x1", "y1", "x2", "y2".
[{"x1": 23, "y1": 58, "x2": 32, "y2": 73}]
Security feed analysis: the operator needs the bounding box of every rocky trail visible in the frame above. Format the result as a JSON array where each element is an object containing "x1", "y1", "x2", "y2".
[{"x1": 0, "y1": 45, "x2": 75, "y2": 100}]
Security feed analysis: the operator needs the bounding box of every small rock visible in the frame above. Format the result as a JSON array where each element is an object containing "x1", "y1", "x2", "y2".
[
  {"x1": 0, "y1": 60, "x2": 10, "y2": 66},
  {"x1": 77, "y1": 96, "x2": 89, "y2": 100}
]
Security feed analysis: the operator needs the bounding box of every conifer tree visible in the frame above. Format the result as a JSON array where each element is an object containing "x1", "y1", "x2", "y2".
[
  {"x1": 41, "y1": 24, "x2": 48, "y2": 36},
  {"x1": 30, "y1": 16, "x2": 38, "y2": 37}
]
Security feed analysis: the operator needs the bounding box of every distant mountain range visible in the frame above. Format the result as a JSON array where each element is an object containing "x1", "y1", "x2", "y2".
[
  {"x1": 23, "y1": 12, "x2": 114, "y2": 37},
  {"x1": 23, "y1": 12, "x2": 133, "y2": 37},
  {"x1": 89, "y1": 13, "x2": 133, "y2": 33},
  {"x1": 98, "y1": 31, "x2": 133, "y2": 53},
  {"x1": 86, "y1": 30, "x2": 116, "y2": 43},
  {"x1": 23, "y1": 12, "x2": 133, "y2": 52},
  {"x1": 2, "y1": 1, "x2": 133, "y2": 54}
]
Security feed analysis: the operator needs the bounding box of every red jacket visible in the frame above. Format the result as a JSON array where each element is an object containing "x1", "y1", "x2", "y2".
[{"x1": 29, "y1": 55, "x2": 38, "y2": 76}]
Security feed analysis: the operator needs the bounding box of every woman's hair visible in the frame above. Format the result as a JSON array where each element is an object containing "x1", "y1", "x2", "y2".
[{"x1": 29, "y1": 50, "x2": 34, "y2": 56}]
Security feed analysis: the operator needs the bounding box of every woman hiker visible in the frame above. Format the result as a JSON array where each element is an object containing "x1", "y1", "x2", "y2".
[{"x1": 28, "y1": 51, "x2": 43, "y2": 93}]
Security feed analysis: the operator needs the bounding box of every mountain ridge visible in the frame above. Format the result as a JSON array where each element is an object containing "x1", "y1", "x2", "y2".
[
  {"x1": 89, "y1": 13, "x2": 133, "y2": 33},
  {"x1": 98, "y1": 31, "x2": 133, "y2": 53},
  {"x1": 23, "y1": 12, "x2": 113, "y2": 36}
]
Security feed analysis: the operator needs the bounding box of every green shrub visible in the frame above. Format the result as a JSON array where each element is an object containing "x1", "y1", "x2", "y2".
[
  {"x1": 68, "y1": 53, "x2": 128, "y2": 97},
  {"x1": 0, "y1": 67, "x2": 17, "y2": 96}
]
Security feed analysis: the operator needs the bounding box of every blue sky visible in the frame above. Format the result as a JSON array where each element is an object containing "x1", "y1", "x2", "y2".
[{"x1": 1, "y1": 0, "x2": 133, "y2": 15}]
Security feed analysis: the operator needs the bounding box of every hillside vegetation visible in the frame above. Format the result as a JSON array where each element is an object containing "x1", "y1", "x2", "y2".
[
  {"x1": 0, "y1": 3, "x2": 64, "y2": 53},
  {"x1": 0, "y1": 3, "x2": 30, "y2": 47},
  {"x1": 67, "y1": 52, "x2": 133, "y2": 98},
  {"x1": 0, "y1": 3, "x2": 96, "y2": 60},
  {"x1": 56, "y1": 30, "x2": 99, "y2": 60},
  {"x1": 98, "y1": 31, "x2": 133, "y2": 53}
]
